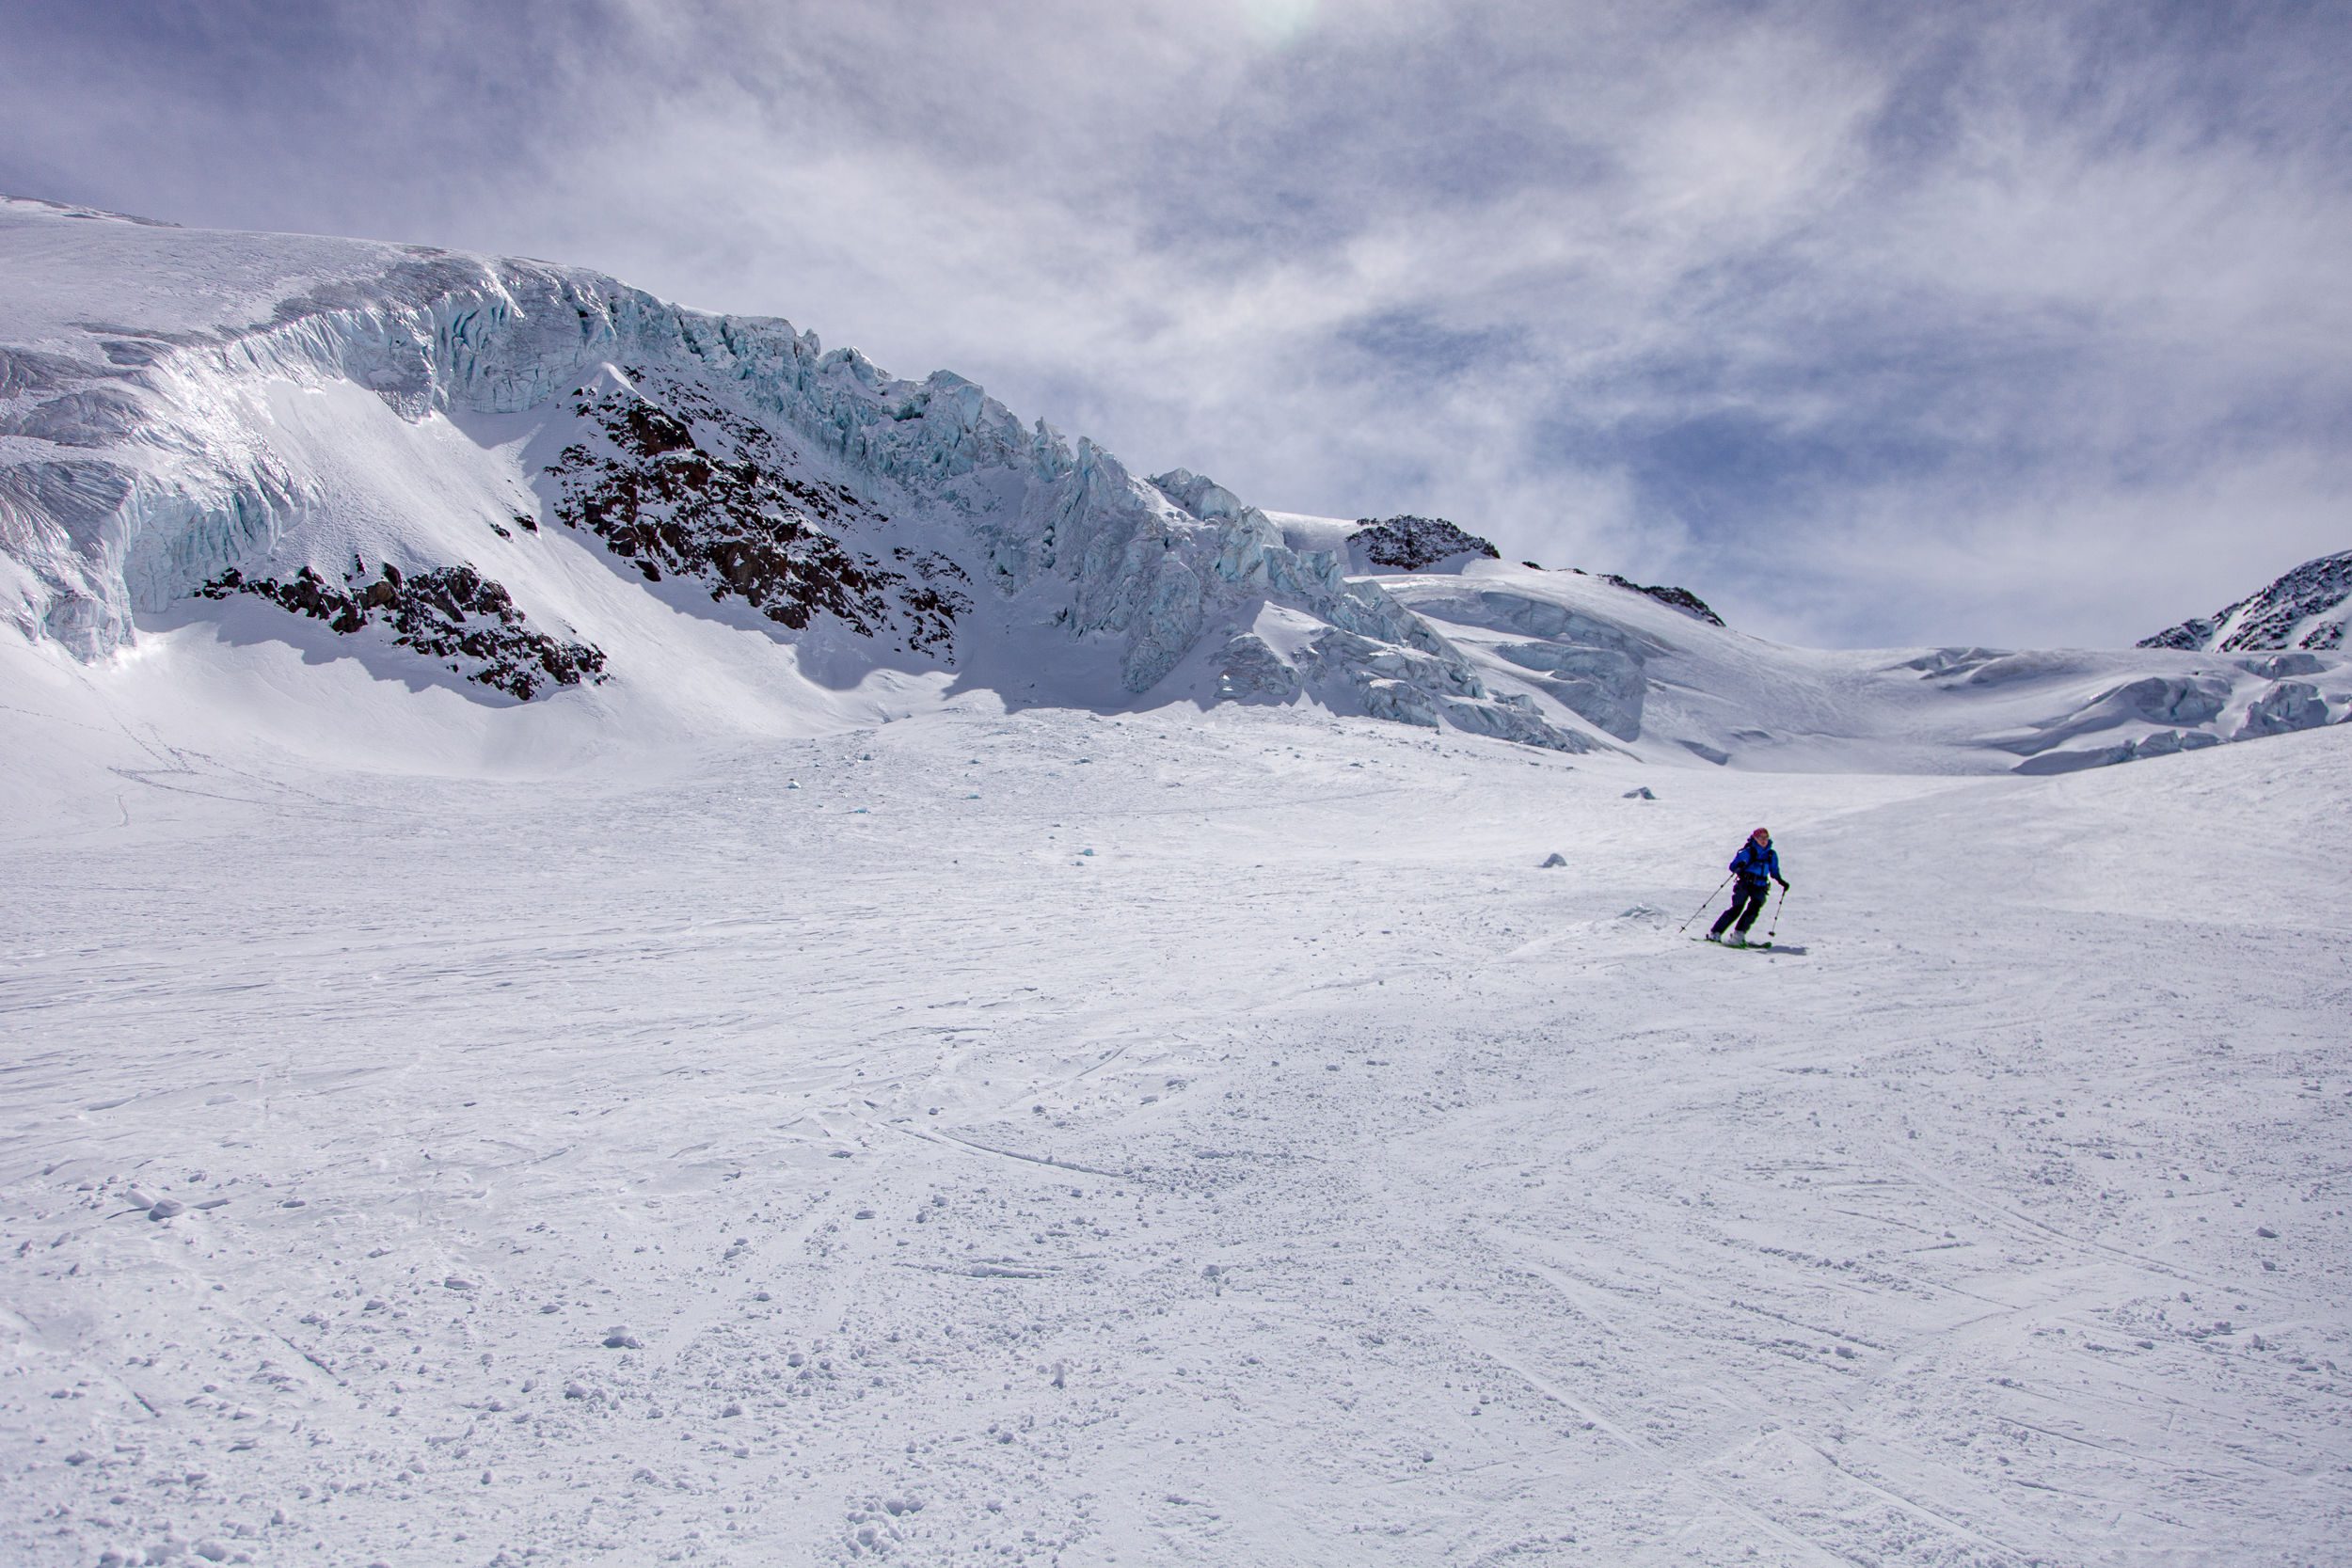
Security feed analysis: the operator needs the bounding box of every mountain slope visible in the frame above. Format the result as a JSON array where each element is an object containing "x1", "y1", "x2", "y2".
[
  {"x1": 1369, "y1": 560, "x2": 2349, "y2": 773},
  {"x1": 1, "y1": 194, "x2": 2344, "y2": 779},
  {"x1": 2138, "y1": 547, "x2": 2352, "y2": 653},
  {"x1": 0, "y1": 195, "x2": 1580, "y2": 754}
]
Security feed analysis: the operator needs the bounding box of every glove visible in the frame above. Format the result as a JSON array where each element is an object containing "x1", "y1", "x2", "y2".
[{"x1": 1776, "y1": 878, "x2": 1791, "y2": 890}]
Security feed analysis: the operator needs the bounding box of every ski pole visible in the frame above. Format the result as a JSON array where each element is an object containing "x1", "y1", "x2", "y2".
[
  {"x1": 1762, "y1": 884, "x2": 1788, "y2": 944},
  {"x1": 1677, "y1": 875, "x2": 1732, "y2": 934}
]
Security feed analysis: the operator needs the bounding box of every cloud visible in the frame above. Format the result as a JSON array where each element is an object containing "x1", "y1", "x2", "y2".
[{"x1": 5, "y1": 0, "x2": 2347, "y2": 646}]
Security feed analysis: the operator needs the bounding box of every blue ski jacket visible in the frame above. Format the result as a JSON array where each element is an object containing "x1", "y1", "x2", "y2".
[{"x1": 1729, "y1": 840, "x2": 1780, "y2": 886}]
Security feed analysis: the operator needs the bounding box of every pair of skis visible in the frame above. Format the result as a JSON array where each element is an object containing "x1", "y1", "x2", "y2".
[{"x1": 1677, "y1": 879, "x2": 1804, "y2": 953}]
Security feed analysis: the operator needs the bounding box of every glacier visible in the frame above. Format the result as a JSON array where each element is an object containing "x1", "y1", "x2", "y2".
[
  {"x1": 0, "y1": 192, "x2": 2346, "y2": 775},
  {"x1": 0, "y1": 196, "x2": 1590, "y2": 752}
]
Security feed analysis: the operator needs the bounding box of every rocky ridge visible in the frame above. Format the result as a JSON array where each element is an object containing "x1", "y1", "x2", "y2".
[
  {"x1": 1352, "y1": 515, "x2": 1500, "y2": 572},
  {"x1": 194, "y1": 559, "x2": 606, "y2": 701},
  {"x1": 1594, "y1": 573, "x2": 1725, "y2": 628},
  {"x1": 2139, "y1": 547, "x2": 2352, "y2": 653},
  {"x1": 546, "y1": 373, "x2": 969, "y2": 657}
]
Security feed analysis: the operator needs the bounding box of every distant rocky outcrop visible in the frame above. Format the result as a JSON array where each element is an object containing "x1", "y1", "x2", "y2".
[
  {"x1": 195, "y1": 561, "x2": 606, "y2": 701},
  {"x1": 1596, "y1": 574, "x2": 1725, "y2": 628},
  {"x1": 1352, "y1": 516, "x2": 1500, "y2": 572},
  {"x1": 548, "y1": 374, "x2": 969, "y2": 657},
  {"x1": 2139, "y1": 548, "x2": 2351, "y2": 652},
  {"x1": 1348, "y1": 516, "x2": 1725, "y2": 628}
]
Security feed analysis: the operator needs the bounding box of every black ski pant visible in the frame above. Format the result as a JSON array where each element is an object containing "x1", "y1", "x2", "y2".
[{"x1": 1711, "y1": 881, "x2": 1771, "y2": 937}]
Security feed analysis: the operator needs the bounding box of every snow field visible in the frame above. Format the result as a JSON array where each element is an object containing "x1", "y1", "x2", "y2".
[{"x1": 2, "y1": 704, "x2": 2348, "y2": 1567}]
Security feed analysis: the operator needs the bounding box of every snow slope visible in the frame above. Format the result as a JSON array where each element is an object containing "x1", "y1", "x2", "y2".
[{"x1": 3, "y1": 671, "x2": 2349, "y2": 1566}]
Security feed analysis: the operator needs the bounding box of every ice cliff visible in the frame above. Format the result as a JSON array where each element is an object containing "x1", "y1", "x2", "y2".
[{"x1": 0, "y1": 196, "x2": 1591, "y2": 747}]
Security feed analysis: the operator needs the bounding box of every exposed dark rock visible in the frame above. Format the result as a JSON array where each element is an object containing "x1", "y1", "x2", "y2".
[
  {"x1": 1597, "y1": 574, "x2": 1726, "y2": 627},
  {"x1": 196, "y1": 560, "x2": 606, "y2": 701},
  {"x1": 2138, "y1": 618, "x2": 2215, "y2": 653},
  {"x1": 547, "y1": 375, "x2": 971, "y2": 657},
  {"x1": 2140, "y1": 548, "x2": 2352, "y2": 652},
  {"x1": 1353, "y1": 515, "x2": 1501, "y2": 572}
]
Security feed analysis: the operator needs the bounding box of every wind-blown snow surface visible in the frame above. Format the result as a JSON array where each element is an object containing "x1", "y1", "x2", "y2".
[{"x1": 5, "y1": 647, "x2": 2349, "y2": 1566}]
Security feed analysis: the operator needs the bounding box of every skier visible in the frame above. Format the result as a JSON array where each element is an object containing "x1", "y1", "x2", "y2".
[{"x1": 1707, "y1": 828, "x2": 1789, "y2": 946}]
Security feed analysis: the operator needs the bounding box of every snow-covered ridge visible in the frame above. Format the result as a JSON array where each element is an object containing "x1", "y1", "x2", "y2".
[
  {"x1": 1344, "y1": 514, "x2": 1726, "y2": 628},
  {"x1": 1382, "y1": 562, "x2": 2351, "y2": 772}
]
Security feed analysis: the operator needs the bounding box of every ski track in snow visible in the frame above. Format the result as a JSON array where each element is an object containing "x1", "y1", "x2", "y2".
[{"x1": 3, "y1": 709, "x2": 2349, "y2": 1568}]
